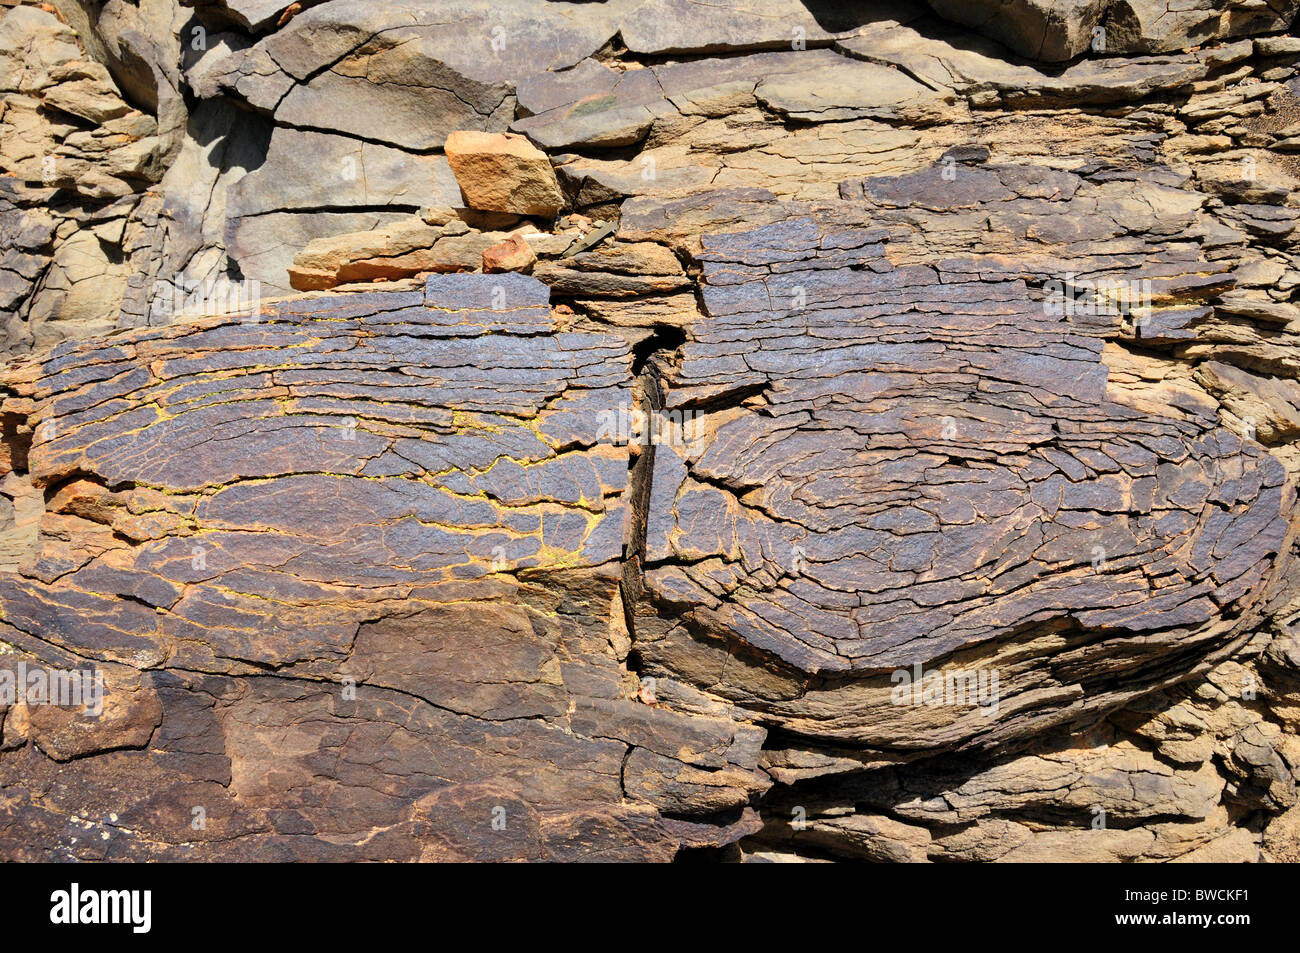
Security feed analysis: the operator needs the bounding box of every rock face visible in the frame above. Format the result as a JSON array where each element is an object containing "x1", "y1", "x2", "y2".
[
  {"x1": 3, "y1": 0, "x2": 1300, "y2": 862},
  {"x1": 927, "y1": 0, "x2": 1300, "y2": 61}
]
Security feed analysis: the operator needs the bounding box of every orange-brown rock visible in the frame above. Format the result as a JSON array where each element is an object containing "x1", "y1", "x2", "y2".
[
  {"x1": 481, "y1": 235, "x2": 537, "y2": 273},
  {"x1": 445, "y1": 131, "x2": 564, "y2": 218}
]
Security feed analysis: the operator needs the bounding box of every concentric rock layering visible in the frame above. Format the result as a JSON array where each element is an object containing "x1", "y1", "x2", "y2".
[{"x1": 3, "y1": 0, "x2": 1300, "y2": 861}]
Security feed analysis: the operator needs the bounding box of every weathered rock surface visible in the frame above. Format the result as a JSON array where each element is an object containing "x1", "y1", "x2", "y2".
[
  {"x1": 927, "y1": 0, "x2": 1300, "y2": 62},
  {"x1": 4, "y1": 0, "x2": 1300, "y2": 863},
  {"x1": 0, "y1": 275, "x2": 767, "y2": 858}
]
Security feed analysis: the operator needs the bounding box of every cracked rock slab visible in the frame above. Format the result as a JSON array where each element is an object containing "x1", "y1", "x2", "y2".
[
  {"x1": 0, "y1": 274, "x2": 767, "y2": 859},
  {"x1": 632, "y1": 207, "x2": 1294, "y2": 748}
]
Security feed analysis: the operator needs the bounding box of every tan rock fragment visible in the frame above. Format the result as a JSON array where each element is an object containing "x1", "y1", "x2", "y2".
[
  {"x1": 41, "y1": 61, "x2": 132, "y2": 124},
  {"x1": 445, "y1": 130, "x2": 564, "y2": 217},
  {"x1": 481, "y1": 234, "x2": 537, "y2": 273}
]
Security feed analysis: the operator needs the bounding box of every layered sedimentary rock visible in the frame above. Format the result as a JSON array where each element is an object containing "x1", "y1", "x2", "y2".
[
  {"x1": 637, "y1": 207, "x2": 1290, "y2": 746},
  {"x1": 0, "y1": 276, "x2": 768, "y2": 858},
  {"x1": 4, "y1": 0, "x2": 1300, "y2": 862}
]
